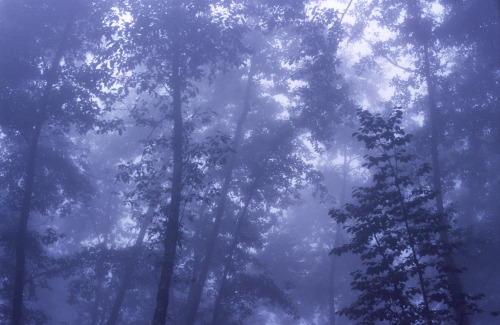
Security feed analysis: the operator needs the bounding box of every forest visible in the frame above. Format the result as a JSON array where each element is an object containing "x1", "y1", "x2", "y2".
[{"x1": 0, "y1": 0, "x2": 499, "y2": 324}]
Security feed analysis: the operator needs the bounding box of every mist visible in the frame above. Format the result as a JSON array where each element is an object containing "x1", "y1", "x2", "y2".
[{"x1": 1, "y1": 0, "x2": 499, "y2": 324}]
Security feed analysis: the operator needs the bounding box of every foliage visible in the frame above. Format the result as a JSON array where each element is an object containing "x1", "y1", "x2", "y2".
[
  {"x1": 0, "y1": 0, "x2": 498, "y2": 323},
  {"x1": 290, "y1": 6, "x2": 355, "y2": 145},
  {"x1": 330, "y1": 108, "x2": 480, "y2": 324},
  {"x1": 0, "y1": 0, "x2": 122, "y2": 322}
]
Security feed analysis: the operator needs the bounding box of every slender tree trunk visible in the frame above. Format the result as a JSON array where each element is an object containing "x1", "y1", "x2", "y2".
[
  {"x1": 398, "y1": 197, "x2": 433, "y2": 324},
  {"x1": 211, "y1": 185, "x2": 257, "y2": 325},
  {"x1": 328, "y1": 244, "x2": 337, "y2": 325},
  {"x1": 151, "y1": 35, "x2": 184, "y2": 325},
  {"x1": 328, "y1": 150, "x2": 349, "y2": 325},
  {"x1": 184, "y1": 61, "x2": 255, "y2": 325},
  {"x1": 462, "y1": 133, "x2": 481, "y2": 225},
  {"x1": 386, "y1": 144, "x2": 433, "y2": 324},
  {"x1": 106, "y1": 218, "x2": 149, "y2": 325},
  {"x1": 423, "y1": 42, "x2": 470, "y2": 325},
  {"x1": 189, "y1": 200, "x2": 210, "y2": 281},
  {"x1": 89, "y1": 202, "x2": 115, "y2": 325},
  {"x1": 403, "y1": 217, "x2": 433, "y2": 325}
]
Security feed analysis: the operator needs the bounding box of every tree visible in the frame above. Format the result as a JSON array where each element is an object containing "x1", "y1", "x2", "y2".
[
  {"x1": 0, "y1": 0, "x2": 119, "y2": 323},
  {"x1": 182, "y1": 59, "x2": 256, "y2": 325},
  {"x1": 330, "y1": 108, "x2": 481, "y2": 324},
  {"x1": 207, "y1": 118, "x2": 317, "y2": 324},
  {"x1": 113, "y1": 1, "x2": 245, "y2": 323},
  {"x1": 347, "y1": 0, "x2": 494, "y2": 321},
  {"x1": 181, "y1": 1, "x2": 313, "y2": 322},
  {"x1": 434, "y1": 1, "x2": 500, "y2": 319}
]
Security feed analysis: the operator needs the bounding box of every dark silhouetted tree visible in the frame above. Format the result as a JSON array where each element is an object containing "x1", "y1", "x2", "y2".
[{"x1": 330, "y1": 109, "x2": 481, "y2": 324}]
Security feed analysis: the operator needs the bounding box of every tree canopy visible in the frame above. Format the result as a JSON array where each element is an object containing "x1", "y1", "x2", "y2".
[{"x1": 0, "y1": 0, "x2": 498, "y2": 324}]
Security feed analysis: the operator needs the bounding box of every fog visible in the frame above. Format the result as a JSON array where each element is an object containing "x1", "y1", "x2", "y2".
[{"x1": 1, "y1": 0, "x2": 499, "y2": 324}]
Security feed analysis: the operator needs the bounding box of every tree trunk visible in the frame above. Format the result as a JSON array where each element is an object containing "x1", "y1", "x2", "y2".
[
  {"x1": 211, "y1": 185, "x2": 257, "y2": 325},
  {"x1": 106, "y1": 218, "x2": 149, "y2": 325},
  {"x1": 151, "y1": 36, "x2": 184, "y2": 325},
  {"x1": 189, "y1": 199, "x2": 210, "y2": 285},
  {"x1": 11, "y1": 120, "x2": 43, "y2": 325},
  {"x1": 90, "y1": 241, "x2": 108, "y2": 325},
  {"x1": 11, "y1": 18, "x2": 72, "y2": 321},
  {"x1": 404, "y1": 0, "x2": 470, "y2": 320},
  {"x1": 390, "y1": 156, "x2": 433, "y2": 325},
  {"x1": 184, "y1": 61, "x2": 255, "y2": 325},
  {"x1": 328, "y1": 150, "x2": 349, "y2": 325},
  {"x1": 423, "y1": 42, "x2": 470, "y2": 325}
]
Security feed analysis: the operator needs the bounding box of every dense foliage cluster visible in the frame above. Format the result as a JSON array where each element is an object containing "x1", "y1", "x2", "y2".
[{"x1": 331, "y1": 109, "x2": 481, "y2": 324}]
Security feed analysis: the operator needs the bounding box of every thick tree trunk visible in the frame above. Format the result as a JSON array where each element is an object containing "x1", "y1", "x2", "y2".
[
  {"x1": 404, "y1": 0, "x2": 470, "y2": 320},
  {"x1": 423, "y1": 43, "x2": 470, "y2": 325},
  {"x1": 151, "y1": 40, "x2": 184, "y2": 325},
  {"x1": 11, "y1": 20, "x2": 71, "y2": 321},
  {"x1": 106, "y1": 218, "x2": 149, "y2": 325},
  {"x1": 11, "y1": 120, "x2": 43, "y2": 325},
  {"x1": 90, "y1": 241, "x2": 108, "y2": 325},
  {"x1": 184, "y1": 61, "x2": 255, "y2": 325}
]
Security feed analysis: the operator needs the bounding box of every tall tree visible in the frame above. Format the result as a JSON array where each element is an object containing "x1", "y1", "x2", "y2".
[
  {"x1": 207, "y1": 117, "x2": 318, "y2": 324},
  {"x1": 114, "y1": 1, "x2": 245, "y2": 323},
  {"x1": 182, "y1": 1, "x2": 310, "y2": 322},
  {"x1": 0, "y1": 0, "x2": 118, "y2": 323},
  {"x1": 331, "y1": 108, "x2": 480, "y2": 324},
  {"x1": 183, "y1": 59, "x2": 256, "y2": 325},
  {"x1": 348, "y1": 0, "x2": 488, "y2": 321},
  {"x1": 434, "y1": 1, "x2": 500, "y2": 319}
]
